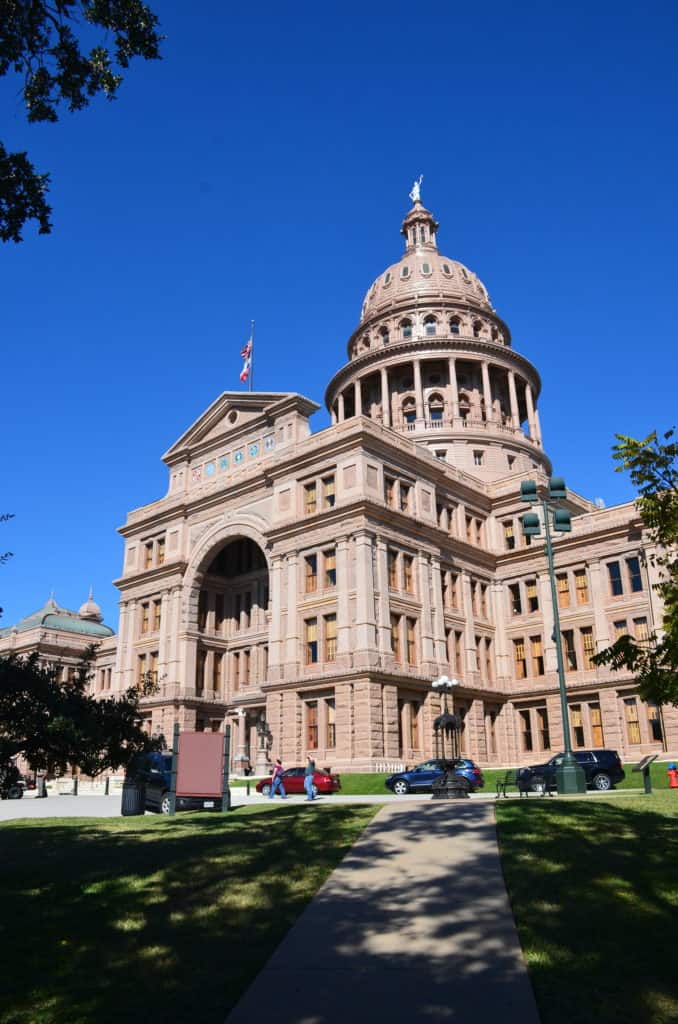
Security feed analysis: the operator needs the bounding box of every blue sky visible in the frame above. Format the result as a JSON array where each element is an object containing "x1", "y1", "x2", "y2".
[{"x1": 2, "y1": 0, "x2": 677, "y2": 630}]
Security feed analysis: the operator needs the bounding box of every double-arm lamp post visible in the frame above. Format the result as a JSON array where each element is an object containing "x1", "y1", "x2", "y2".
[{"x1": 521, "y1": 477, "x2": 586, "y2": 795}]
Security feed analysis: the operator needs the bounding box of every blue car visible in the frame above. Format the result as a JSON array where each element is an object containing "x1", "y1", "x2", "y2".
[
  {"x1": 385, "y1": 758, "x2": 484, "y2": 795},
  {"x1": 127, "y1": 752, "x2": 223, "y2": 814}
]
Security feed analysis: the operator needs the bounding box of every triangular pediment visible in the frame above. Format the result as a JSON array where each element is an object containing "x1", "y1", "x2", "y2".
[{"x1": 162, "y1": 391, "x2": 319, "y2": 463}]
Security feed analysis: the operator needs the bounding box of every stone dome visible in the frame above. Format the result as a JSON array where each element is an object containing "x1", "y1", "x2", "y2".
[
  {"x1": 359, "y1": 201, "x2": 493, "y2": 324},
  {"x1": 78, "y1": 587, "x2": 103, "y2": 622}
]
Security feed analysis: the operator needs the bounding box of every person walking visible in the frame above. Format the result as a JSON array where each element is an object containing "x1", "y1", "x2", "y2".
[
  {"x1": 269, "y1": 758, "x2": 287, "y2": 799},
  {"x1": 304, "y1": 756, "x2": 316, "y2": 801}
]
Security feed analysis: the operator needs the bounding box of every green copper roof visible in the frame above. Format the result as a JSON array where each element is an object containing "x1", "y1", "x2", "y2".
[{"x1": 0, "y1": 598, "x2": 114, "y2": 639}]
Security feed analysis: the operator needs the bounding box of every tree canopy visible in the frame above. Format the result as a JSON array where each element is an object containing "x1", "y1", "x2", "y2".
[
  {"x1": 0, "y1": 648, "x2": 159, "y2": 776},
  {"x1": 593, "y1": 429, "x2": 678, "y2": 706},
  {"x1": 1, "y1": 0, "x2": 162, "y2": 242}
]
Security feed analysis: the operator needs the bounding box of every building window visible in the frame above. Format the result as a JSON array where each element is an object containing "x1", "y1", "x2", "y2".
[
  {"x1": 574, "y1": 569, "x2": 589, "y2": 604},
  {"x1": 391, "y1": 615, "x2": 401, "y2": 662},
  {"x1": 557, "y1": 573, "x2": 570, "y2": 608},
  {"x1": 144, "y1": 542, "x2": 153, "y2": 569},
  {"x1": 624, "y1": 697, "x2": 641, "y2": 745},
  {"x1": 400, "y1": 484, "x2": 411, "y2": 513},
  {"x1": 590, "y1": 702, "x2": 604, "y2": 746},
  {"x1": 424, "y1": 315, "x2": 437, "y2": 336},
  {"x1": 400, "y1": 318, "x2": 413, "y2": 339},
  {"x1": 410, "y1": 703, "x2": 420, "y2": 748},
  {"x1": 195, "y1": 650, "x2": 206, "y2": 693},
  {"x1": 406, "y1": 618, "x2": 417, "y2": 665},
  {"x1": 388, "y1": 549, "x2": 399, "y2": 589},
  {"x1": 647, "y1": 702, "x2": 663, "y2": 742},
  {"x1": 633, "y1": 616, "x2": 649, "y2": 641},
  {"x1": 306, "y1": 701, "x2": 318, "y2": 748},
  {"x1": 626, "y1": 556, "x2": 643, "y2": 592},
  {"x1": 304, "y1": 482, "x2": 319, "y2": 515},
  {"x1": 326, "y1": 699, "x2": 336, "y2": 747},
  {"x1": 607, "y1": 561, "x2": 623, "y2": 596},
  {"x1": 509, "y1": 583, "x2": 522, "y2": 615},
  {"x1": 403, "y1": 399, "x2": 416, "y2": 425},
  {"x1": 536, "y1": 707, "x2": 550, "y2": 750},
  {"x1": 262, "y1": 645, "x2": 269, "y2": 679},
  {"x1": 242, "y1": 649, "x2": 250, "y2": 684},
  {"x1": 562, "y1": 630, "x2": 577, "y2": 671},
  {"x1": 157, "y1": 537, "x2": 165, "y2": 565},
  {"x1": 503, "y1": 521, "x2": 515, "y2": 550},
  {"x1": 304, "y1": 554, "x2": 318, "y2": 593},
  {"x1": 530, "y1": 635, "x2": 544, "y2": 676},
  {"x1": 213, "y1": 652, "x2": 223, "y2": 693},
  {"x1": 473, "y1": 451, "x2": 484, "y2": 466},
  {"x1": 613, "y1": 619, "x2": 628, "y2": 640},
  {"x1": 519, "y1": 709, "x2": 533, "y2": 752},
  {"x1": 305, "y1": 618, "x2": 318, "y2": 664},
  {"x1": 323, "y1": 475, "x2": 336, "y2": 509},
  {"x1": 513, "y1": 638, "x2": 526, "y2": 679},
  {"x1": 385, "y1": 476, "x2": 395, "y2": 507},
  {"x1": 324, "y1": 549, "x2": 336, "y2": 587},
  {"x1": 137, "y1": 653, "x2": 147, "y2": 686},
  {"x1": 140, "y1": 602, "x2": 150, "y2": 634},
  {"x1": 581, "y1": 626, "x2": 595, "y2": 670},
  {"x1": 473, "y1": 321, "x2": 482, "y2": 338},
  {"x1": 449, "y1": 316, "x2": 461, "y2": 335},
  {"x1": 198, "y1": 591, "x2": 208, "y2": 631},
  {"x1": 324, "y1": 613, "x2": 337, "y2": 662},
  {"x1": 428, "y1": 394, "x2": 444, "y2": 421},
  {"x1": 571, "y1": 704, "x2": 585, "y2": 747},
  {"x1": 215, "y1": 594, "x2": 224, "y2": 633},
  {"x1": 526, "y1": 580, "x2": 539, "y2": 613},
  {"x1": 153, "y1": 599, "x2": 162, "y2": 631},
  {"x1": 380, "y1": 327, "x2": 390, "y2": 345},
  {"x1": 403, "y1": 554, "x2": 415, "y2": 594}
]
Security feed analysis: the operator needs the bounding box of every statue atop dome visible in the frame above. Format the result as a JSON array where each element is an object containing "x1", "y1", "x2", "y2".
[{"x1": 409, "y1": 174, "x2": 423, "y2": 204}]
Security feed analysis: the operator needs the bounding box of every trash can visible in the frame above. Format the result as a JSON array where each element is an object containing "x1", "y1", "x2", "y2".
[{"x1": 121, "y1": 779, "x2": 146, "y2": 816}]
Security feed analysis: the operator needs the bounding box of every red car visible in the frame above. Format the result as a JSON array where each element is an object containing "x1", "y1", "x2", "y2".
[{"x1": 256, "y1": 766, "x2": 341, "y2": 797}]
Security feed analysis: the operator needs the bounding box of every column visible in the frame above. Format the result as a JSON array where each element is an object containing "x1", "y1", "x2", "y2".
[
  {"x1": 430, "y1": 556, "x2": 447, "y2": 668},
  {"x1": 205, "y1": 650, "x2": 214, "y2": 696},
  {"x1": 481, "y1": 361, "x2": 493, "y2": 422},
  {"x1": 508, "y1": 370, "x2": 520, "y2": 429},
  {"x1": 170, "y1": 588, "x2": 182, "y2": 690},
  {"x1": 380, "y1": 367, "x2": 391, "y2": 428},
  {"x1": 354, "y1": 378, "x2": 363, "y2": 416},
  {"x1": 413, "y1": 359, "x2": 424, "y2": 422},
  {"x1": 331, "y1": 407, "x2": 337, "y2": 425},
  {"x1": 114, "y1": 603, "x2": 128, "y2": 691},
  {"x1": 268, "y1": 555, "x2": 283, "y2": 680},
  {"x1": 375, "y1": 538, "x2": 393, "y2": 660},
  {"x1": 461, "y1": 572, "x2": 476, "y2": 677},
  {"x1": 534, "y1": 408, "x2": 543, "y2": 446},
  {"x1": 354, "y1": 532, "x2": 378, "y2": 668},
  {"x1": 417, "y1": 552, "x2": 435, "y2": 671},
  {"x1": 448, "y1": 356, "x2": 460, "y2": 420},
  {"x1": 338, "y1": 391, "x2": 345, "y2": 422},
  {"x1": 490, "y1": 582, "x2": 510, "y2": 683},
  {"x1": 539, "y1": 572, "x2": 557, "y2": 674},
  {"x1": 588, "y1": 560, "x2": 611, "y2": 652},
  {"x1": 284, "y1": 553, "x2": 299, "y2": 676},
  {"x1": 336, "y1": 536, "x2": 352, "y2": 669},
  {"x1": 124, "y1": 599, "x2": 137, "y2": 689},
  {"x1": 525, "y1": 382, "x2": 537, "y2": 440}
]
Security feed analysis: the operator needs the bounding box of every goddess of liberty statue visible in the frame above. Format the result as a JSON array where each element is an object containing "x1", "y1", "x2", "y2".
[{"x1": 409, "y1": 175, "x2": 423, "y2": 203}]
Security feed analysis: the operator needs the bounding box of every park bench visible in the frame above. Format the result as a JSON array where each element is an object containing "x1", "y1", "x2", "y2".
[{"x1": 495, "y1": 770, "x2": 531, "y2": 798}]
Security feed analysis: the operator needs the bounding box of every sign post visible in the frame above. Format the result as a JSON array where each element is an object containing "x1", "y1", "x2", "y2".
[
  {"x1": 222, "y1": 725, "x2": 231, "y2": 812},
  {"x1": 169, "y1": 722, "x2": 180, "y2": 816}
]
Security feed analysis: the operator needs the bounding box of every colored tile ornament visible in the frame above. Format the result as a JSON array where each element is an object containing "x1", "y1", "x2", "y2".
[
  {"x1": 264, "y1": 436, "x2": 275, "y2": 451},
  {"x1": 205, "y1": 462, "x2": 215, "y2": 477},
  {"x1": 192, "y1": 467, "x2": 202, "y2": 482},
  {"x1": 249, "y1": 444, "x2": 259, "y2": 457},
  {"x1": 234, "y1": 449, "x2": 244, "y2": 463},
  {"x1": 219, "y1": 456, "x2": 229, "y2": 470}
]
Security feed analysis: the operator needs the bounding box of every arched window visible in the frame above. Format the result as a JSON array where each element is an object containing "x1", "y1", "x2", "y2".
[
  {"x1": 473, "y1": 320, "x2": 483, "y2": 338},
  {"x1": 421, "y1": 262, "x2": 432, "y2": 276},
  {"x1": 400, "y1": 318, "x2": 413, "y2": 340},
  {"x1": 449, "y1": 317, "x2": 461, "y2": 335},
  {"x1": 423, "y1": 315, "x2": 437, "y2": 337},
  {"x1": 400, "y1": 265, "x2": 410, "y2": 280},
  {"x1": 459, "y1": 391, "x2": 471, "y2": 422},
  {"x1": 402, "y1": 397, "x2": 417, "y2": 424},
  {"x1": 491, "y1": 326, "x2": 499, "y2": 342},
  {"x1": 379, "y1": 327, "x2": 390, "y2": 345},
  {"x1": 428, "y1": 393, "x2": 444, "y2": 423},
  {"x1": 362, "y1": 334, "x2": 371, "y2": 351},
  {"x1": 419, "y1": 226, "x2": 426, "y2": 243}
]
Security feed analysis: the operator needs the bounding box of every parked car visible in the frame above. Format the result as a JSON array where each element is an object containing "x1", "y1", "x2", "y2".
[
  {"x1": 518, "y1": 749, "x2": 625, "y2": 792},
  {"x1": 256, "y1": 766, "x2": 341, "y2": 797},
  {"x1": 385, "y1": 758, "x2": 485, "y2": 795},
  {"x1": 0, "y1": 764, "x2": 24, "y2": 800},
  {"x1": 127, "y1": 752, "x2": 223, "y2": 814}
]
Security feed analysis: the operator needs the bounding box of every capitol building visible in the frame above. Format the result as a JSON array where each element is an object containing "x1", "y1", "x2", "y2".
[{"x1": 3, "y1": 189, "x2": 675, "y2": 769}]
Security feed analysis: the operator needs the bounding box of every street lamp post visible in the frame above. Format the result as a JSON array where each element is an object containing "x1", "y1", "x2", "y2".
[
  {"x1": 521, "y1": 477, "x2": 586, "y2": 795},
  {"x1": 432, "y1": 676, "x2": 461, "y2": 759}
]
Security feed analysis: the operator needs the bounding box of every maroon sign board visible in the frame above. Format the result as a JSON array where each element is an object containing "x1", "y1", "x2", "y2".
[{"x1": 176, "y1": 732, "x2": 224, "y2": 798}]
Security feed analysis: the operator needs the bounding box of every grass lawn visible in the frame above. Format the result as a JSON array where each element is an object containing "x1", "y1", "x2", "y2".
[
  {"x1": 0, "y1": 804, "x2": 377, "y2": 1024},
  {"x1": 496, "y1": 791, "x2": 678, "y2": 1024}
]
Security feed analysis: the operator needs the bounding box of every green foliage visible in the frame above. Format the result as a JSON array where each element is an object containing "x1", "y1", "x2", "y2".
[
  {"x1": 0, "y1": 0, "x2": 162, "y2": 242},
  {"x1": 0, "y1": 647, "x2": 159, "y2": 776},
  {"x1": 593, "y1": 429, "x2": 678, "y2": 705}
]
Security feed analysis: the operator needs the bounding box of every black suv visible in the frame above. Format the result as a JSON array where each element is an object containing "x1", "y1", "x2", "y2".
[{"x1": 518, "y1": 749, "x2": 625, "y2": 792}]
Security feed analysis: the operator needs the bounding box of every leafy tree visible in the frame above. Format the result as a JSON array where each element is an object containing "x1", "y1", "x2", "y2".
[
  {"x1": 0, "y1": 647, "x2": 159, "y2": 776},
  {"x1": 1, "y1": 0, "x2": 162, "y2": 242},
  {"x1": 593, "y1": 429, "x2": 678, "y2": 706}
]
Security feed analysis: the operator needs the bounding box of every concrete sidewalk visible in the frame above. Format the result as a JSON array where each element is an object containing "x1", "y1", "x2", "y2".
[{"x1": 226, "y1": 802, "x2": 540, "y2": 1024}]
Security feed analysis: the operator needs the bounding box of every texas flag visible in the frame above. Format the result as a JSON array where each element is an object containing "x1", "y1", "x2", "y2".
[{"x1": 240, "y1": 338, "x2": 252, "y2": 383}]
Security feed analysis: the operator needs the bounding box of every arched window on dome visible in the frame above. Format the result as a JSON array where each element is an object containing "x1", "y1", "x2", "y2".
[
  {"x1": 459, "y1": 391, "x2": 471, "y2": 423},
  {"x1": 400, "y1": 265, "x2": 411, "y2": 280},
  {"x1": 362, "y1": 334, "x2": 371, "y2": 351},
  {"x1": 424, "y1": 315, "x2": 437, "y2": 337},
  {"x1": 442, "y1": 263, "x2": 452, "y2": 276},
  {"x1": 379, "y1": 326, "x2": 390, "y2": 346},
  {"x1": 473, "y1": 320, "x2": 483, "y2": 339},
  {"x1": 428, "y1": 393, "x2": 444, "y2": 423},
  {"x1": 402, "y1": 397, "x2": 417, "y2": 425},
  {"x1": 400, "y1": 318, "x2": 413, "y2": 340},
  {"x1": 419, "y1": 226, "x2": 426, "y2": 243},
  {"x1": 449, "y1": 317, "x2": 461, "y2": 336}
]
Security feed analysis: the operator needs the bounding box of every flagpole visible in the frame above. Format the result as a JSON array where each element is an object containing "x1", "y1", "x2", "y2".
[{"x1": 249, "y1": 320, "x2": 254, "y2": 393}]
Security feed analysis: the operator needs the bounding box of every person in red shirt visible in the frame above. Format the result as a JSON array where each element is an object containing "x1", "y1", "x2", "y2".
[{"x1": 269, "y1": 758, "x2": 287, "y2": 799}]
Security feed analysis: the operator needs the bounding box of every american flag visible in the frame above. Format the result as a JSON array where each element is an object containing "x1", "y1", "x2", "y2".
[{"x1": 240, "y1": 336, "x2": 253, "y2": 382}]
